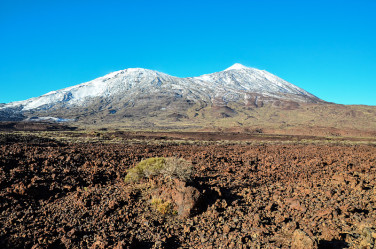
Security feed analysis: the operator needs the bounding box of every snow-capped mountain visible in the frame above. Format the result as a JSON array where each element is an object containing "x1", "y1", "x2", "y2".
[
  {"x1": 197, "y1": 64, "x2": 313, "y2": 98},
  {"x1": 0, "y1": 64, "x2": 323, "y2": 123}
]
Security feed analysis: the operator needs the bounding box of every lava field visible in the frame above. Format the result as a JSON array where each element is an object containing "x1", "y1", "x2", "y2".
[{"x1": 0, "y1": 133, "x2": 375, "y2": 248}]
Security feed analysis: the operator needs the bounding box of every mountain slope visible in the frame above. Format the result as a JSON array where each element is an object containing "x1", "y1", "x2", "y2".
[
  {"x1": 2, "y1": 64, "x2": 376, "y2": 137},
  {"x1": 0, "y1": 64, "x2": 323, "y2": 123},
  {"x1": 194, "y1": 63, "x2": 319, "y2": 103}
]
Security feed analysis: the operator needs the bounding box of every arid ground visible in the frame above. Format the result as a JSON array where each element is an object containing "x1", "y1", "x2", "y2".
[{"x1": 0, "y1": 125, "x2": 376, "y2": 248}]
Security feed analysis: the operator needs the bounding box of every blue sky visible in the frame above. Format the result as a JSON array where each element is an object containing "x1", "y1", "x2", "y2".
[{"x1": 1, "y1": 0, "x2": 375, "y2": 105}]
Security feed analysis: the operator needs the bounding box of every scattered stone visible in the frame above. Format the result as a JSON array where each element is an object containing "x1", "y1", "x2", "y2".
[
  {"x1": 151, "y1": 178, "x2": 202, "y2": 217},
  {"x1": 1, "y1": 136, "x2": 375, "y2": 248},
  {"x1": 291, "y1": 230, "x2": 317, "y2": 249}
]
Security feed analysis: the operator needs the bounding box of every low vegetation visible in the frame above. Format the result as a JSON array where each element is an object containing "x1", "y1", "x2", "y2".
[
  {"x1": 150, "y1": 198, "x2": 177, "y2": 216},
  {"x1": 124, "y1": 157, "x2": 193, "y2": 183}
]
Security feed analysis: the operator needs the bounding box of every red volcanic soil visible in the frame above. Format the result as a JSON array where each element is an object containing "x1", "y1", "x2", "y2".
[
  {"x1": 0, "y1": 122, "x2": 77, "y2": 132},
  {"x1": 0, "y1": 133, "x2": 376, "y2": 248},
  {"x1": 87, "y1": 130, "x2": 376, "y2": 144}
]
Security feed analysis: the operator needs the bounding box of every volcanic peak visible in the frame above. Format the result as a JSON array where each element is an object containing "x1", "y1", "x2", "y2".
[{"x1": 224, "y1": 63, "x2": 249, "y2": 71}]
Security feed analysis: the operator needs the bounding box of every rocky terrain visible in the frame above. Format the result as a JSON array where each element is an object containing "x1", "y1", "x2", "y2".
[
  {"x1": 1, "y1": 132, "x2": 375, "y2": 248},
  {"x1": 0, "y1": 122, "x2": 77, "y2": 132}
]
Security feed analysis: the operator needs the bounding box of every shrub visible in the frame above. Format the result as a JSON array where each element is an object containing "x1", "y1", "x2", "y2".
[
  {"x1": 124, "y1": 157, "x2": 166, "y2": 182},
  {"x1": 150, "y1": 198, "x2": 177, "y2": 216},
  {"x1": 124, "y1": 157, "x2": 193, "y2": 183},
  {"x1": 161, "y1": 157, "x2": 193, "y2": 181}
]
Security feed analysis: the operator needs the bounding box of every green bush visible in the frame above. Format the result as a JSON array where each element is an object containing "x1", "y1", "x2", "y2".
[{"x1": 124, "y1": 157, "x2": 192, "y2": 183}]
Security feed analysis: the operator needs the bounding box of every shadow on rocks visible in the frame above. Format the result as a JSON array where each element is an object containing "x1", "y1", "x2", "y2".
[
  {"x1": 129, "y1": 239, "x2": 154, "y2": 249},
  {"x1": 194, "y1": 176, "x2": 244, "y2": 210},
  {"x1": 190, "y1": 177, "x2": 220, "y2": 215},
  {"x1": 163, "y1": 235, "x2": 181, "y2": 249},
  {"x1": 318, "y1": 239, "x2": 349, "y2": 249}
]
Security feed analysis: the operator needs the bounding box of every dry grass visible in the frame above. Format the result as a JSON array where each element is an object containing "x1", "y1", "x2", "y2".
[
  {"x1": 76, "y1": 102, "x2": 376, "y2": 139},
  {"x1": 124, "y1": 157, "x2": 193, "y2": 183},
  {"x1": 150, "y1": 198, "x2": 177, "y2": 216},
  {"x1": 160, "y1": 157, "x2": 193, "y2": 181}
]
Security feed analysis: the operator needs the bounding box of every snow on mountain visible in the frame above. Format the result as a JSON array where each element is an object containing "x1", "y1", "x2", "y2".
[
  {"x1": 4, "y1": 68, "x2": 175, "y2": 111},
  {"x1": 224, "y1": 63, "x2": 249, "y2": 71},
  {"x1": 0, "y1": 64, "x2": 322, "y2": 114},
  {"x1": 194, "y1": 64, "x2": 317, "y2": 101}
]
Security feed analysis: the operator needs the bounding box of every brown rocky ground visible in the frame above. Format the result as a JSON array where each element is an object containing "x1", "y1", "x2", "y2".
[
  {"x1": 0, "y1": 132, "x2": 376, "y2": 248},
  {"x1": 0, "y1": 122, "x2": 77, "y2": 132}
]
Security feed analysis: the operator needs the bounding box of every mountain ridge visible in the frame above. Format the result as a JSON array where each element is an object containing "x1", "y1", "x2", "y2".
[
  {"x1": 1, "y1": 64, "x2": 322, "y2": 113},
  {"x1": 1, "y1": 64, "x2": 375, "y2": 137}
]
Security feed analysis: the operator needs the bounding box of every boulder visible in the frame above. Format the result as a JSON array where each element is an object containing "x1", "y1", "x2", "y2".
[{"x1": 291, "y1": 229, "x2": 317, "y2": 249}]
